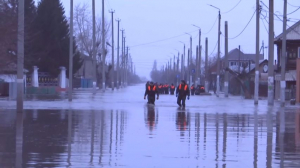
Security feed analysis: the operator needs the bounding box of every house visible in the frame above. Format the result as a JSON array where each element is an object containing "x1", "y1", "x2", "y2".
[
  {"x1": 274, "y1": 21, "x2": 300, "y2": 101},
  {"x1": 208, "y1": 48, "x2": 264, "y2": 94}
]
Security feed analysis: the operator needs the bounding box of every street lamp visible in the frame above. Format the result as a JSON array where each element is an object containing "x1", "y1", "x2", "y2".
[
  {"x1": 208, "y1": 4, "x2": 221, "y2": 97},
  {"x1": 179, "y1": 41, "x2": 186, "y2": 80}
]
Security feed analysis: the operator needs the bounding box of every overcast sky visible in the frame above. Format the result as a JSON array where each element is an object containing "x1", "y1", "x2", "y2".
[{"x1": 59, "y1": 0, "x2": 300, "y2": 79}]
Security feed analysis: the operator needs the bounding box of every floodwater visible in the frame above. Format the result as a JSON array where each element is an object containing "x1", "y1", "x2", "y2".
[{"x1": 1, "y1": 84, "x2": 300, "y2": 167}]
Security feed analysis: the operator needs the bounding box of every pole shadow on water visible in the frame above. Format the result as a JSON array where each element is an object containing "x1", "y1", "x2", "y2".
[{"x1": 15, "y1": 112, "x2": 24, "y2": 168}]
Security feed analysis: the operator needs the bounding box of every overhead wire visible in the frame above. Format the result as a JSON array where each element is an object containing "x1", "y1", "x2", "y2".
[
  {"x1": 202, "y1": 15, "x2": 218, "y2": 35},
  {"x1": 129, "y1": 30, "x2": 198, "y2": 48},
  {"x1": 221, "y1": 0, "x2": 242, "y2": 14},
  {"x1": 261, "y1": 18, "x2": 269, "y2": 34},
  {"x1": 287, "y1": 6, "x2": 300, "y2": 15},
  {"x1": 209, "y1": 41, "x2": 218, "y2": 57},
  {"x1": 286, "y1": 1, "x2": 300, "y2": 8},
  {"x1": 228, "y1": 9, "x2": 257, "y2": 39}
]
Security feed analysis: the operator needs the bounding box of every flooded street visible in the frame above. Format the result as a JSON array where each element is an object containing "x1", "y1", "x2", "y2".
[{"x1": 1, "y1": 84, "x2": 300, "y2": 167}]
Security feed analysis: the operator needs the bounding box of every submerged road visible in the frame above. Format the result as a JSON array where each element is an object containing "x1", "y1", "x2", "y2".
[{"x1": 0, "y1": 84, "x2": 300, "y2": 167}]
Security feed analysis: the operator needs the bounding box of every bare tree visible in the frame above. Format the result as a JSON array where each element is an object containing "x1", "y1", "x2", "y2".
[{"x1": 73, "y1": 3, "x2": 111, "y2": 59}]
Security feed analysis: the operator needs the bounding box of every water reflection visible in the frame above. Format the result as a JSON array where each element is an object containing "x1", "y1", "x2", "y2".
[
  {"x1": 144, "y1": 106, "x2": 158, "y2": 132},
  {"x1": 2, "y1": 107, "x2": 300, "y2": 167}
]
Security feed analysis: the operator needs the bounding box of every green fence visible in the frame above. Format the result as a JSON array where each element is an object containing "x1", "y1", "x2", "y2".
[{"x1": 26, "y1": 87, "x2": 57, "y2": 95}]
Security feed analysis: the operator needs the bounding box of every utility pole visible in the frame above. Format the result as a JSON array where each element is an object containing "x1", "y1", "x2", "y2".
[
  {"x1": 198, "y1": 29, "x2": 202, "y2": 85},
  {"x1": 17, "y1": 0, "x2": 24, "y2": 113},
  {"x1": 121, "y1": 30, "x2": 124, "y2": 87},
  {"x1": 173, "y1": 55, "x2": 176, "y2": 72},
  {"x1": 68, "y1": 0, "x2": 74, "y2": 101},
  {"x1": 177, "y1": 55, "x2": 179, "y2": 86},
  {"x1": 268, "y1": 0, "x2": 275, "y2": 105},
  {"x1": 109, "y1": 10, "x2": 115, "y2": 91},
  {"x1": 205, "y1": 38, "x2": 208, "y2": 93},
  {"x1": 187, "y1": 48, "x2": 190, "y2": 85},
  {"x1": 116, "y1": 19, "x2": 120, "y2": 89},
  {"x1": 126, "y1": 46, "x2": 129, "y2": 86},
  {"x1": 189, "y1": 36, "x2": 192, "y2": 85},
  {"x1": 195, "y1": 45, "x2": 199, "y2": 85},
  {"x1": 199, "y1": 45, "x2": 202, "y2": 85},
  {"x1": 281, "y1": 0, "x2": 287, "y2": 106},
  {"x1": 92, "y1": 0, "x2": 97, "y2": 94},
  {"x1": 216, "y1": 10, "x2": 221, "y2": 97},
  {"x1": 224, "y1": 21, "x2": 229, "y2": 98},
  {"x1": 183, "y1": 44, "x2": 186, "y2": 80},
  {"x1": 254, "y1": 0, "x2": 260, "y2": 104},
  {"x1": 238, "y1": 45, "x2": 241, "y2": 74},
  {"x1": 101, "y1": 0, "x2": 106, "y2": 91},
  {"x1": 181, "y1": 54, "x2": 184, "y2": 81},
  {"x1": 123, "y1": 37, "x2": 126, "y2": 86}
]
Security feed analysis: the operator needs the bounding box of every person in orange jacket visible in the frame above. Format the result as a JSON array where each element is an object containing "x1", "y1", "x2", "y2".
[
  {"x1": 170, "y1": 83, "x2": 176, "y2": 95},
  {"x1": 144, "y1": 81, "x2": 159, "y2": 105},
  {"x1": 176, "y1": 80, "x2": 190, "y2": 108}
]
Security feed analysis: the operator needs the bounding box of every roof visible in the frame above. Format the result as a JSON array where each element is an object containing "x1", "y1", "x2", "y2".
[
  {"x1": 226, "y1": 48, "x2": 263, "y2": 62},
  {"x1": 275, "y1": 20, "x2": 300, "y2": 42}
]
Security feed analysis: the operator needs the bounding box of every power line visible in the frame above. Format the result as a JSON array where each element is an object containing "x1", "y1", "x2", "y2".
[
  {"x1": 228, "y1": 9, "x2": 256, "y2": 39},
  {"x1": 287, "y1": 6, "x2": 300, "y2": 15},
  {"x1": 221, "y1": 0, "x2": 242, "y2": 14},
  {"x1": 203, "y1": 15, "x2": 218, "y2": 35},
  {"x1": 261, "y1": 18, "x2": 269, "y2": 34},
  {"x1": 129, "y1": 30, "x2": 197, "y2": 48},
  {"x1": 209, "y1": 41, "x2": 218, "y2": 57},
  {"x1": 286, "y1": 1, "x2": 300, "y2": 8}
]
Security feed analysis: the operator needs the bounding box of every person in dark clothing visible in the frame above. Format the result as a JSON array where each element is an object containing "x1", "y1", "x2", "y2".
[
  {"x1": 144, "y1": 82, "x2": 159, "y2": 105},
  {"x1": 176, "y1": 80, "x2": 190, "y2": 107},
  {"x1": 190, "y1": 84, "x2": 195, "y2": 95},
  {"x1": 158, "y1": 84, "x2": 163, "y2": 94},
  {"x1": 170, "y1": 83, "x2": 176, "y2": 95},
  {"x1": 164, "y1": 83, "x2": 169, "y2": 94},
  {"x1": 145, "y1": 81, "x2": 150, "y2": 90}
]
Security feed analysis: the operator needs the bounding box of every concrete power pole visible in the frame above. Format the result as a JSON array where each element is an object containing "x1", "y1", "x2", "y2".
[
  {"x1": 17, "y1": 0, "x2": 24, "y2": 113},
  {"x1": 189, "y1": 37, "x2": 192, "y2": 85},
  {"x1": 195, "y1": 46, "x2": 199, "y2": 85},
  {"x1": 205, "y1": 38, "x2": 208, "y2": 93},
  {"x1": 268, "y1": 0, "x2": 275, "y2": 105},
  {"x1": 120, "y1": 30, "x2": 124, "y2": 87},
  {"x1": 123, "y1": 37, "x2": 126, "y2": 86},
  {"x1": 181, "y1": 54, "x2": 184, "y2": 81},
  {"x1": 109, "y1": 10, "x2": 115, "y2": 91},
  {"x1": 92, "y1": 0, "x2": 96, "y2": 94},
  {"x1": 68, "y1": 0, "x2": 74, "y2": 101},
  {"x1": 224, "y1": 21, "x2": 229, "y2": 97},
  {"x1": 126, "y1": 46, "x2": 129, "y2": 86},
  {"x1": 101, "y1": 0, "x2": 106, "y2": 91},
  {"x1": 281, "y1": 0, "x2": 287, "y2": 106},
  {"x1": 216, "y1": 10, "x2": 221, "y2": 97},
  {"x1": 116, "y1": 19, "x2": 121, "y2": 89},
  {"x1": 187, "y1": 49, "x2": 190, "y2": 85},
  {"x1": 198, "y1": 29, "x2": 202, "y2": 85},
  {"x1": 254, "y1": 0, "x2": 260, "y2": 104},
  {"x1": 183, "y1": 44, "x2": 186, "y2": 80}
]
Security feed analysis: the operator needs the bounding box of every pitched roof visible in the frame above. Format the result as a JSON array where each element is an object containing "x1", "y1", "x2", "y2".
[
  {"x1": 275, "y1": 20, "x2": 300, "y2": 41},
  {"x1": 226, "y1": 48, "x2": 263, "y2": 62}
]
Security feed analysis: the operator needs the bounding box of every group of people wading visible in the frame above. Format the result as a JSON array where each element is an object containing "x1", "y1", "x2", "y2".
[{"x1": 144, "y1": 80, "x2": 191, "y2": 108}]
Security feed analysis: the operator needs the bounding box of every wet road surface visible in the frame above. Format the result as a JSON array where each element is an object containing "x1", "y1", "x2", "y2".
[{"x1": 1, "y1": 84, "x2": 300, "y2": 167}]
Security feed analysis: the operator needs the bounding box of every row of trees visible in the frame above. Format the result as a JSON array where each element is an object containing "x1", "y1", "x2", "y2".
[
  {"x1": 0, "y1": 0, "x2": 83, "y2": 76},
  {"x1": 0, "y1": 0, "x2": 119, "y2": 80}
]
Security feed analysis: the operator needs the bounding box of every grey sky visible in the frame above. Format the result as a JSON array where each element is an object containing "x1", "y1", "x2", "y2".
[{"x1": 60, "y1": 0, "x2": 300, "y2": 79}]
